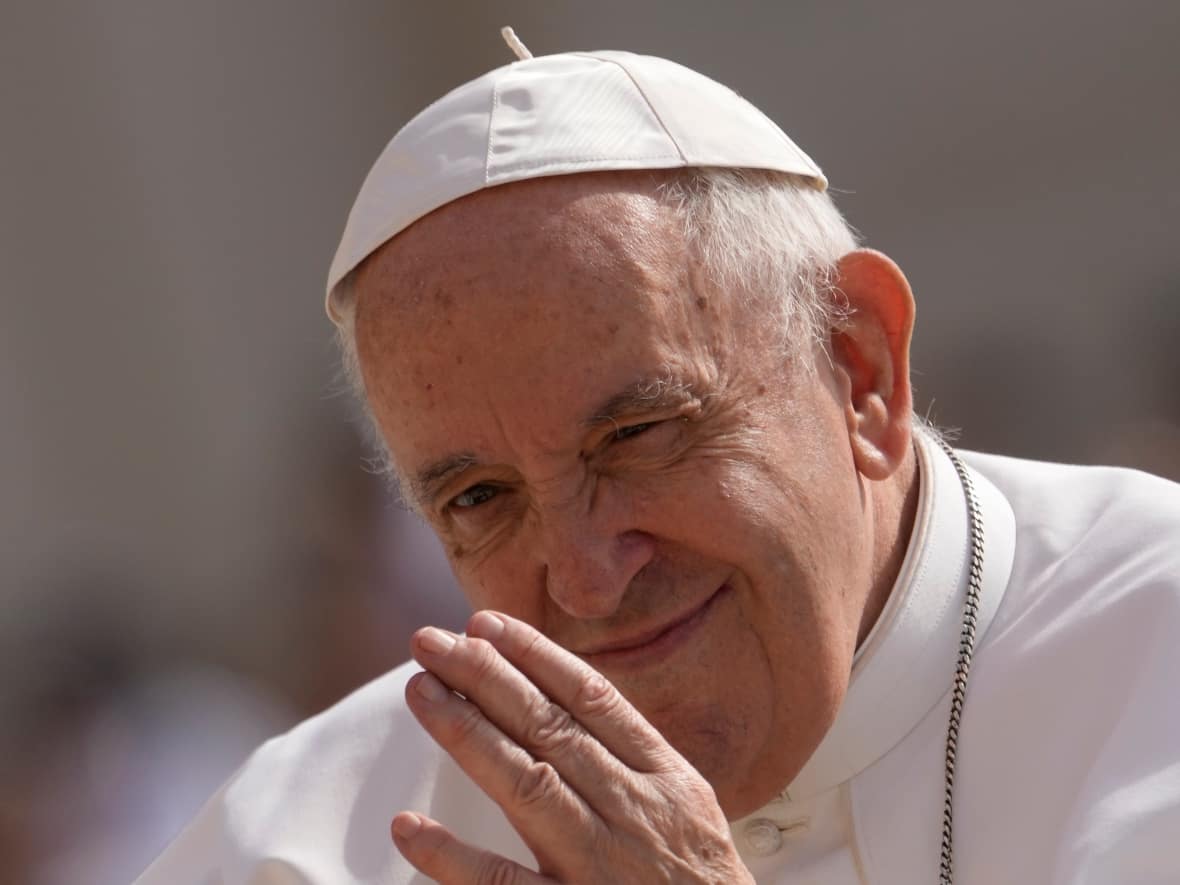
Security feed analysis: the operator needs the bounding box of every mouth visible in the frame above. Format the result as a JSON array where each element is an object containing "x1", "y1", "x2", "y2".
[{"x1": 577, "y1": 584, "x2": 730, "y2": 670}]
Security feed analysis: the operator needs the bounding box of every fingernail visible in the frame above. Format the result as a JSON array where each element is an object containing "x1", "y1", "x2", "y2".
[
  {"x1": 469, "y1": 611, "x2": 505, "y2": 640},
  {"x1": 417, "y1": 626, "x2": 457, "y2": 655},
  {"x1": 414, "y1": 671, "x2": 449, "y2": 704},
  {"x1": 392, "y1": 812, "x2": 422, "y2": 839}
]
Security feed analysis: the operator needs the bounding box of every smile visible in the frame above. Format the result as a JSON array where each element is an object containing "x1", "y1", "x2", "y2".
[{"x1": 578, "y1": 584, "x2": 730, "y2": 670}]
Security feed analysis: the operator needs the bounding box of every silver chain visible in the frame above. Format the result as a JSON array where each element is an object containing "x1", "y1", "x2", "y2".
[{"x1": 935, "y1": 437, "x2": 986, "y2": 885}]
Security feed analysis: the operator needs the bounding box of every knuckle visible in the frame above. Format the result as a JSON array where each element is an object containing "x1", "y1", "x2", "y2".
[
  {"x1": 445, "y1": 701, "x2": 485, "y2": 743},
  {"x1": 572, "y1": 670, "x2": 622, "y2": 717},
  {"x1": 522, "y1": 696, "x2": 578, "y2": 755},
  {"x1": 465, "y1": 637, "x2": 502, "y2": 681},
  {"x1": 511, "y1": 759, "x2": 563, "y2": 810},
  {"x1": 515, "y1": 628, "x2": 548, "y2": 667}
]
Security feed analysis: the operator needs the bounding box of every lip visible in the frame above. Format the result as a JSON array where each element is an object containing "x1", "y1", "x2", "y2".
[{"x1": 578, "y1": 584, "x2": 729, "y2": 670}]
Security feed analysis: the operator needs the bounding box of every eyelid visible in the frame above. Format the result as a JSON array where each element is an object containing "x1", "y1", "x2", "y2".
[
  {"x1": 604, "y1": 411, "x2": 691, "y2": 449},
  {"x1": 614, "y1": 401, "x2": 699, "y2": 432},
  {"x1": 613, "y1": 420, "x2": 656, "y2": 440}
]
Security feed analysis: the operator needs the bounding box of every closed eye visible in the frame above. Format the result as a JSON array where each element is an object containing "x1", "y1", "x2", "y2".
[{"x1": 613, "y1": 421, "x2": 656, "y2": 441}]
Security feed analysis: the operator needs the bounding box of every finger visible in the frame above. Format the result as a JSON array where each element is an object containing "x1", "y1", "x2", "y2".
[
  {"x1": 391, "y1": 811, "x2": 550, "y2": 885},
  {"x1": 410, "y1": 627, "x2": 636, "y2": 803},
  {"x1": 465, "y1": 611, "x2": 677, "y2": 774},
  {"x1": 403, "y1": 670, "x2": 600, "y2": 861}
]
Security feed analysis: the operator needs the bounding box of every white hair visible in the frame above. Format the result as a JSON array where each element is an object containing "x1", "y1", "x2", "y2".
[
  {"x1": 656, "y1": 168, "x2": 859, "y2": 359},
  {"x1": 332, "y1": 168, "x2": 862, "y2": 487}
]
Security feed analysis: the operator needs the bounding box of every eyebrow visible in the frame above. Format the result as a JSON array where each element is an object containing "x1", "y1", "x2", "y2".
[
  {"x1": 411, "y1": 451, "x2": 480, "y2": 506},
  {"x1": 582, "y1": 374, "x2": 701, "y2": 429}
]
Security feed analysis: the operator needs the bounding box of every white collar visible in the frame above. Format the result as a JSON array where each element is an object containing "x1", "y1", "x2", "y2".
[{"x1": 783, "y1": 430, "x2": 1017, "y2": 800}]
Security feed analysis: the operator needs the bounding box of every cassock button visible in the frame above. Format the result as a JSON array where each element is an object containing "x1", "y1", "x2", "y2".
[{"x1": 742, "y1": 818, "x2": 783, "y2": 856}]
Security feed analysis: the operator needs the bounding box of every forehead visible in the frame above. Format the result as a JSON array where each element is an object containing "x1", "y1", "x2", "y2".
[
  {"x1": 355, "y1": 172, "x2": 681, "y2": 306},
  {"x1": 351, "y1": 173, "x2": 745, "y2": 485}
]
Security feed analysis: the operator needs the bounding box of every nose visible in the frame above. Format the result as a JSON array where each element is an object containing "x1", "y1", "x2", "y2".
[{"x1": 536, "y1": 496, "x2": 656, "y2": 620}]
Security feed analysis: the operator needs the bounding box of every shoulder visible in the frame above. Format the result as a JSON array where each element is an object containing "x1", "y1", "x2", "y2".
[
  {"x1": 964, "y1": 449, "x2": 1180, "y2": 593},
  {"x1": 962, "y1": 448, "x2": 1180, "y2": 719},
  {"x1": 138, "y1": 655, "x2": 532, "y2": 883},
  {"x1": 223, "y1": 659, "x2": 437, "y2": 839},
  {"x1": 137, "y1": 660, "x2": 444, "y2": 883},
  {"x1": 965, "y1": 449, "x2": 1180, "y2": 643},
  {"x1": 964, "y1": 448, "x2": 1180, "y2": 525}
]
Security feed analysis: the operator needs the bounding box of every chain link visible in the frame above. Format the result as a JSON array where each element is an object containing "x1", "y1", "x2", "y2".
[{"x1": 935, "y1": 437, "x2": 985, "y2": 885}]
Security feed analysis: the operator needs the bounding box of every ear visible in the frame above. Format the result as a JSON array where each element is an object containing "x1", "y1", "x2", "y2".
[{"x1": 829, "y1": 249, "x2": 915, "y2": 481}]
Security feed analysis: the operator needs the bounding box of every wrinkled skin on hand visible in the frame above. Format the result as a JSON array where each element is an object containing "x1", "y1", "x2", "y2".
[{"x1": 391, "y1": 610, "x2": 755, "y2": 885}]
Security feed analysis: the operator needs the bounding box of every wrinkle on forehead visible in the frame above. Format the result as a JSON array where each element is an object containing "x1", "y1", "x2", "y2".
[{"x1": 353, "y1": 171, "x2": 685, "y2": 323}]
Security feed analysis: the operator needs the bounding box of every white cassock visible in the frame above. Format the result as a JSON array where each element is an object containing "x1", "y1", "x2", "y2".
[{"x1": 135, "y1": 433, "x2": 1180, "y2": 884}]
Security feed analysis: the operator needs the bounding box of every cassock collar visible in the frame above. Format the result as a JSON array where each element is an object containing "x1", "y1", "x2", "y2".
[{"x1": 784, "y1": 430, "x2": 1017, "y2": 801}]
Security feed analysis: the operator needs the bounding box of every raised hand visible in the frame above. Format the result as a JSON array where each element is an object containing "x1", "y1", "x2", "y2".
[{"x1": 392, "y1": 610, "x2": 754, "y2": 885}]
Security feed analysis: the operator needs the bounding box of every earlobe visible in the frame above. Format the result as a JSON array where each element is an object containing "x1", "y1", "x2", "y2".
[{"x1": 830, "y1": 250, "x2": 916, "y2": 481}]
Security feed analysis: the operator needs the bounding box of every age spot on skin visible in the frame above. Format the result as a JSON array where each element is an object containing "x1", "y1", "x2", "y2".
[{"x1": 696, "y1": 296, "x2": 708, "y2": 310}]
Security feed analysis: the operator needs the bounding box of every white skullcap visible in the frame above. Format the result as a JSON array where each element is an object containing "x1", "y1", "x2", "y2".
[{"x1": 325, "y1": 30, "x2": 827, "y2": 324}]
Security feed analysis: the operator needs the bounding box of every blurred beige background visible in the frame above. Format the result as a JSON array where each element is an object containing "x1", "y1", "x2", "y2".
[{"x1": 2, "y1": 1, "x2": 1177, "y2": 881}]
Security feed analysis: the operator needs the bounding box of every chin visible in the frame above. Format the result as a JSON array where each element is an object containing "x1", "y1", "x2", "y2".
[
  {"x1": 701, "y1": 745, "x2": 809, "y2": 820},
  {"x1": 650, "y1": 712, "x2": 765, "y2": 811},
  {"x1": 664, "y1": 698, "x2": 839, "y2": 820}
]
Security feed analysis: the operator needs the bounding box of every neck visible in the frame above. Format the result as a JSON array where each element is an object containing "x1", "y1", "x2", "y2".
[{"x1": 857, "y1": 438, "x2": 920, "y2": 648}]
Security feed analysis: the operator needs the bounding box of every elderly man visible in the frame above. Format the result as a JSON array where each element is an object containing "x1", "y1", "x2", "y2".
[{"x1": 138, "y1": 35, "x2": 1180, "y2": 885}]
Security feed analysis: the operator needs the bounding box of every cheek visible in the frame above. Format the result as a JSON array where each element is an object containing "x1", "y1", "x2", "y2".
[
  {"x1": 674, "y1": 435, "x2": 865, "y2": 643},
  {"x1": 451, "y1": 546, "x2": 548, "y2": 626},
  {"x1": 659, "y1": 451, "x2": 818, "y2": 562}
]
